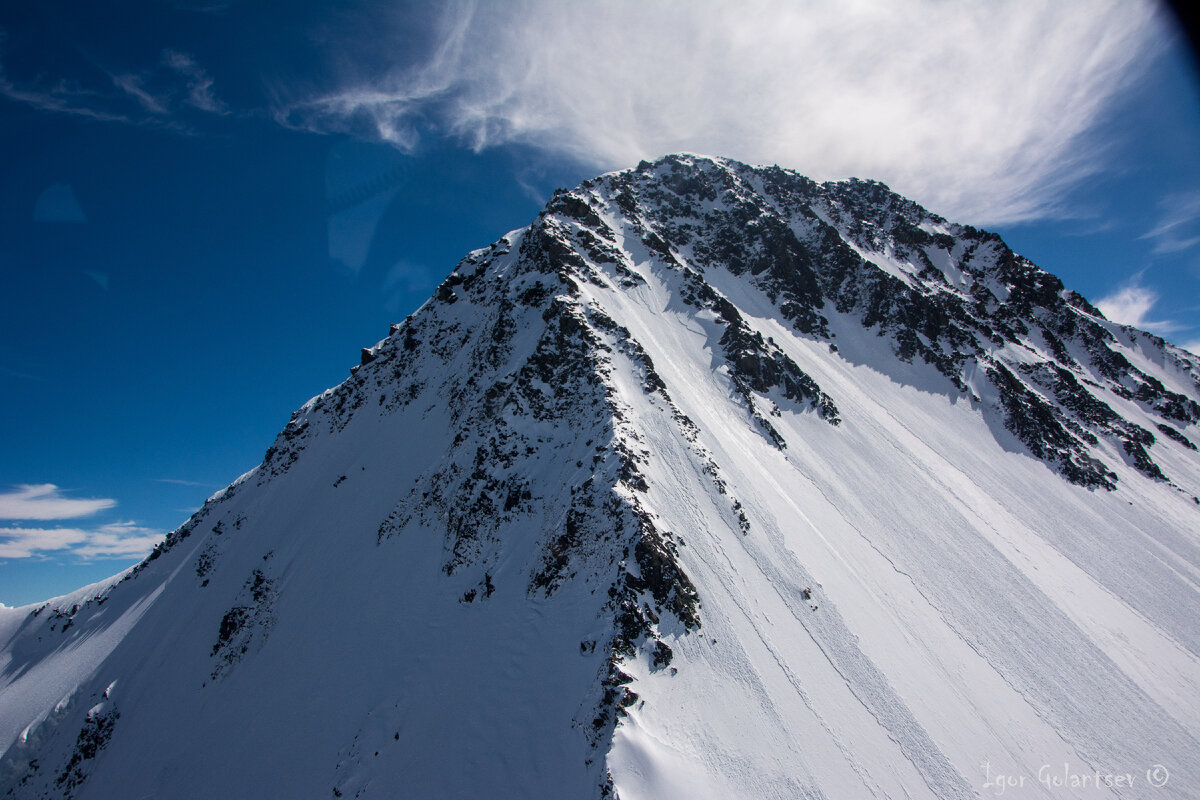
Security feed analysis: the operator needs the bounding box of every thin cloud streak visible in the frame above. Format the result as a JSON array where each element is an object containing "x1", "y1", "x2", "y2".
[
  {"x1": 152, "y1": 478, "x2": 217, "y2": 487},
  {"x1": 0, "y1": 366, "x2": 43, "y2": 381},
  {"x1": 1142, "y1": 191, "x2": 1200, "y2": 254},
  {"x1": 0, "y1": 41, "x2": 227, "y2": 128},
  {"x1": 0, "y1": 72, "x2": 131, "y2": 124},
  {"x1": 277, "y1": 0, "x2": 1159, "y2": 225},
  {"x1": 112, "y1": 72, "x2": 169, "y2": 115},
  {"x1": 0, "y1": 484, "x2": 116, "y2": 521}
]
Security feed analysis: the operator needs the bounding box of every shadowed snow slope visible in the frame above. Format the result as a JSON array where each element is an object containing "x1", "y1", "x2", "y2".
[{"x1": 2, "y1": 155, "x2": 1198, "y2": 799}]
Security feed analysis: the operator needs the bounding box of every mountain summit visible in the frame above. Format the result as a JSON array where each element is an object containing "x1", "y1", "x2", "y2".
[{"x1": 3, "y1": 155, "x2": 1198, "y2": 799}]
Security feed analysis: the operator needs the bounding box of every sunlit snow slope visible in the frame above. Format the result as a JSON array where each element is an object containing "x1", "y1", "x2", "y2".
[{"x1": 2, "y1": 155, "x2": 1198, "y2": 799}]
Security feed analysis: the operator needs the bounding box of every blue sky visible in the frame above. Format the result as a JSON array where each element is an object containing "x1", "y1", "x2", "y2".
[{"x1": 2, "y1": 0, "x2": 1199, "y2": 606}]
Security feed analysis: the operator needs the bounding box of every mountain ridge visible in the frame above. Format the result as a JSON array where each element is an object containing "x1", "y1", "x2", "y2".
[{"x1": 2, "y1": 154, "x2": 1198, "y2": 799}]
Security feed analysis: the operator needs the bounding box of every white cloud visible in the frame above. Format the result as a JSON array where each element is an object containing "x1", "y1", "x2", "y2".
[
  {"x1": 0, "y1": 485, "x2": 162, "y2": 561},
  {"x1": 0, "y1": 522, "x2": 161, "y2": 561},
  {"x1": 276, "y1": 0, "x2": 1159, "y2": 225},
  {"x1": 0, "y1": 484, "x2": 116, "y2": 521},
  {"x1": 1095, "y1": 282, "x2": 1182, "y2": 335},
  {"x1": 1096, "y1": 284, "x2": 1157, "y2": 327},
  {"x1": 70, "y1": 522, "x2": 163, "y2": 560},
  {"x1": 1142, "y1": 192, "x2": 1200, "y2": 255},
  {"x1": 0, "y1": 527, "x2": 86, "y2": 558},
  {"x1": 1181, "y1": 341, "x2": 1200, "y2": 356}
]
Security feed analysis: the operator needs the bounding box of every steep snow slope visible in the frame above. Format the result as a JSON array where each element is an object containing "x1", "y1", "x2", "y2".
[{"x1": 2, "y1": 155, "x2": 1198, "y2": 799}]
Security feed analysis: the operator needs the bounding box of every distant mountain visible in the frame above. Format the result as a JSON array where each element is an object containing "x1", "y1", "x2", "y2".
[{"x1": 2, "y1": 154, "x2": 1198, "y2": 799}]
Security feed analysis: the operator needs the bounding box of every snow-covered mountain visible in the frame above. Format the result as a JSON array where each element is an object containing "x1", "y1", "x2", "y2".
[{"x1": 2, "y1": 154, "x2": 1198, "y2": 799}]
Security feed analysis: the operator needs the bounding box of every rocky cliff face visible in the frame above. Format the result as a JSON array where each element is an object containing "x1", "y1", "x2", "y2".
[{"x1": 2, "y1": 155, "x2": 1198, "y2": 800}]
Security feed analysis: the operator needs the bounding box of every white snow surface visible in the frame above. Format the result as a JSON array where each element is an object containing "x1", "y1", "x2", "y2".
[{"x1": 2, "y1": 155, "x2": 1198, "y2": 799}]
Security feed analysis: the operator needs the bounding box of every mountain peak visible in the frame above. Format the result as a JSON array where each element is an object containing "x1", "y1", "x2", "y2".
[{"x1": 3, "y1": 156, "x2": 1198, "y2": 799}]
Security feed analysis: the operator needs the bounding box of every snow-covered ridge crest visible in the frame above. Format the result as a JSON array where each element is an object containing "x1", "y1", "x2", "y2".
[
  {"x1": 1, "y1": 155, "x2": 1198, "y2": 799},
  {"x1": 261, "y1": 152, "x2": 1199, "y2": 498}
]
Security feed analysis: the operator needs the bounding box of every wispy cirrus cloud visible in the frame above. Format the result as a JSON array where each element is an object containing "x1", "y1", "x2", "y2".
[
  {"x1": 3, "y1": 2, "x2": 1166, "y2": 226},
  {"x1": 0, "y1": 35, "x2": 226, "y2": 128},
  {"x1": 275, "y1": 0, "x2": 1160, "y2": 225},
  {"x1": 110, "y1": 49, "x2": 229, "y2": 118},
  {"x1": 0, "y1": 484, "x2": 116, "y2": 520},
  {"x1": 163, "y1": 49, "x2": 227, "y2": 114},
  {"x1": 0, "y1": 30, "x2": 130, "y2": 122},
  {"x1": 0, "y1": 64, "x2": 131, "y2": 123},
  {"x1": 112, "y1": 72, "x2": 170, "y2": 115},
  {"x1": 1141, "y1": 191, "x2": 1200, "y2": 255}
]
